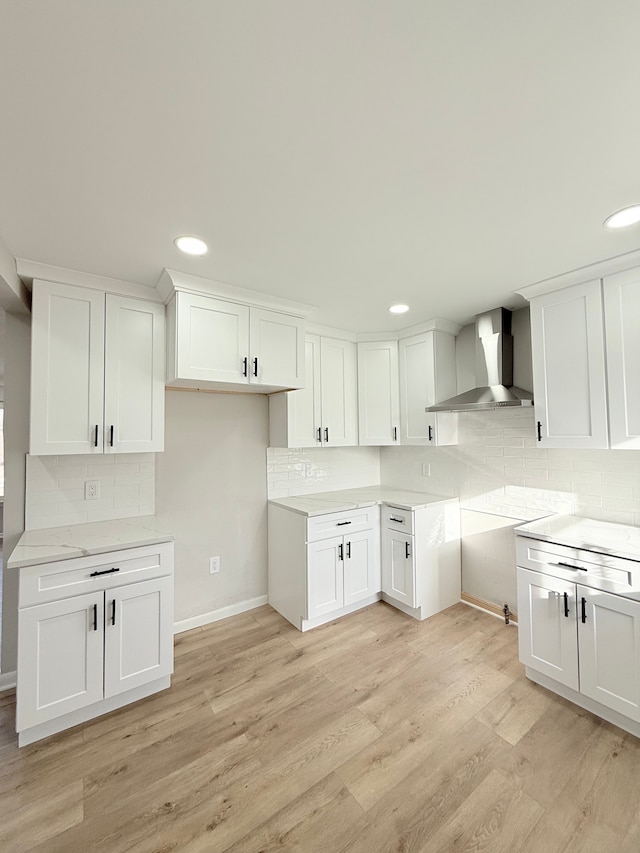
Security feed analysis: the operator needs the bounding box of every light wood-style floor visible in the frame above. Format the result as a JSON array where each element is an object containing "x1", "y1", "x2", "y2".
[{"x1": 1, "y1": 601, "x2": 640, "y2": 852}]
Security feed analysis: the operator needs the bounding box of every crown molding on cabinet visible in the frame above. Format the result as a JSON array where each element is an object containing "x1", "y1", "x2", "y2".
[
  {"x1": 17, "y1": 259, "x2": 163, "y2": 303},
  {"x1": 356, "y1": 317, "x2": 462, "y2": 342},
  {"x1": 157, "y1": 268, "x2": 315, "y2": 318},
  {"x1": 515, "y1": 248, "x2": 640, "y2": 301}
]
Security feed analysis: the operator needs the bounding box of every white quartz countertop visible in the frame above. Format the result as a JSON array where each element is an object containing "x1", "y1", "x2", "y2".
[
  {"x1": 515, "y1": 514, "x2": 640, "y2": 563},
  {"x1": 7, "y1": 516, "x2": 174, "y2": 569},
  {"x1": 269, "y1": 486, "x2": 457, "y2": 517}
]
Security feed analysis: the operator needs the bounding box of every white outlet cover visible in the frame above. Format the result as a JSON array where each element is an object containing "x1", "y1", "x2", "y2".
[{"x1": 209, "y1": 556, "x2": 220, "y2": 574}]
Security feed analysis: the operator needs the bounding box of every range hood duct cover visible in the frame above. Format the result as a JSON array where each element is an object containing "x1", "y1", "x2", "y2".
[{"x1": 427, "y1": 307, "x2": 533, "y2": 412}]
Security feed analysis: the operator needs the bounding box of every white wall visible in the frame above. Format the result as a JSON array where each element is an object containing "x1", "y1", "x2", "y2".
[
  {"x1": 156, "y1": 390, "x2": 269, "y2": 624},
  {"x1": 1, "y1": 312, "x2": 30, "y2": 673}
]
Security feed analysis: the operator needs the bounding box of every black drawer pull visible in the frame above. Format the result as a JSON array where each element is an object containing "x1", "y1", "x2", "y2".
[
  {"x1": 336, "y1": 521, "x2": 352, "y2": 526},
  {"x1": 552, "y1": 561, "x2": 588, "y2": 572},
  {"x1": 89, "y1": 567, "x2": 121, "y2": 577},
  {"x1": 111, "y1": 599, "x2": 116, "y2": 626},
  {"x1": 581, "y1": 596, "x2": 587, "y2": 624},
  {"x1": 563, "y1": 592, "x2": 569, "y2": 618},
  {"x1": 324, "y1": 427, "x2": 329, "y2": 443},
  {"x1": 389, "y1": 516, "x2": 405, "y2": 524},
  {"x1": 242, "y1": 357, "x2": 248, "y2": 377},
  {"x1": 338, "y1": 543, "x2": 344, "y2": 561},
  {"x1": 405, "y1": 541, "x2": 411, "y2": 559},
  {"x1": 346, "y1": 541, "x2": 351, "y2": 559},
  {"x1": 317, "y1": 427, "x2": 322, "y2": 443},
  {"x1": 253, "y1": 357, "x2": 258, "y2": 377},
  {"x1": 91, "y1": 603, "x2": 98, "y2": 631}
]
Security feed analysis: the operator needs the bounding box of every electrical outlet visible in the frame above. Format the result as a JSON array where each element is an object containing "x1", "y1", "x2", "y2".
[
  {"x1": 422, "y1": 463, "x2": 431, "y2": 477},
  {"x1": 209, "y1": 556, "x2": 221, "y2": 574},
  {"x1": 85, "y1": 480, "x2": 100, "y2": 500}
]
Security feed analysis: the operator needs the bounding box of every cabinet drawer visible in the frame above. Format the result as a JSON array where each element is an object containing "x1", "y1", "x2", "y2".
[
  {"x1": 19, "y1": 543, "x2": 174, "y2": 607},
  {"x1": 382, "y1": 505, "x2": 414, "y2": 535},
  {"x1": 307, "y1": 505, "x2": 379, "y2": 542},
  {"x1": 516, "y1": 536, "x2": 637, "y2": 592}
]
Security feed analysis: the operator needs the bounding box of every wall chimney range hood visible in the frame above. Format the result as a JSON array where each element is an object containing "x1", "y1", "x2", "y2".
[{"x1": 427, "y1": 307, "x2": 533, "y2": 412}]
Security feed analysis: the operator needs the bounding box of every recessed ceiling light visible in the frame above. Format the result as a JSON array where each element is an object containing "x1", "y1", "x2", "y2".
[
  {"x1": 389, "y1": 303, "x2": 410, "y2": 314},
  {"x1": 174, "y1": 235, "x2": 208, "y2": 256},
  {"x1": 604, "y1": 205, "x2": 640, "y2": 230}
]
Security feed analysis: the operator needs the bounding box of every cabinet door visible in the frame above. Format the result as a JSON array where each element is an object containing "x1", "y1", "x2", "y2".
[
  {"x1": 176, "y1": 292, "x2": 250, "y2": 385},
  {"x1": 104, "y1": 296, "x2": 165, "y2": 453},
  {"x1": 307, "y1": 537, "x2": 344, "y2": 619},
  {"x1": 516, "y1": 567, "x2": 579, "y2": 690},
  {"x1": 320, "y1": 337, "x2": 358, "y2": 446},
  {"x1": 343, "y1": 529, "x2": 380, "y2": 606},
  {"x1": 425, "y1": 412, "x2": 459, "y2": 447},
  {"x1": 578, "y1": 586, "x2": 640, "y2": 722},
  {"x1": 30, "y1": 280, "x2": 105, "y2": 455},
  {"x1": 104, "y1": 576, "x2": 174, "y2": 698},
  {"x1": 283, "y1": 335, "x2": 322, "y2": 448},
  {"x1": 17, "y1": 592, "x2": 104, "y2": 731},
  {"x1": 382, "y1": 530, "x2": 415, "y2": 607},
  {"x1": 603, "y1": 268, "x2": 640, "y2": 450},
  {"x1": 250, "y1": 308, "x2": 305, "y2": 389},
  {"x1": 399, "y1": 332, "x2": 457, "y2": 445},
  {"x1": 357, "y1": 341, "x2": 400, "y2": 446},
  {"x1": 530, "y1": 280, "x2": 608, "y2": 448}
]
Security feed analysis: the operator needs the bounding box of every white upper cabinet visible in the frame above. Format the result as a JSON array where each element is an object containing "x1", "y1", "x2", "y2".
[
  {"x1": 399, "y1": 331, "x2": 458, "y2": 446},
  {"x1": 603, "y1": 267, "x2": 640, "y2": 450},
  {"x1": 530, "y1": 280, "x2": 608, "y2": 449},
  {"x1": 269, "y1": 335, "x2": 357, "y2": 448},
  {"x1": 167, "y1": 291, "x2": 305, "y2": 393},
  {"x1": 104, "y1": 296, "x2": 166, "y2": 454},
  {"x1": 357, "y1": 340, "x2": 400, "y2": 446},
  {"x1": 30, "y1": 280, "x2": 165, "y2": 455}
]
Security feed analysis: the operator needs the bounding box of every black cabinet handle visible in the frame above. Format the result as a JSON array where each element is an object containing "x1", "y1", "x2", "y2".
[
  {"x1": 346, "y1": 541, "x2": 351, "y2": 559},
  {"x1": 405, "y1": 541, "x2": 411, "y2": 559},
  {"x1": 94, "y1": 424, "x2": 99, "y2": 447},
  {"x1": 389, "y1": 516, "x2": 405, "y2": 524},
  {"x1": 109, "y1": 425, "x2": 114, "y2": 447},
  {"x1": 242, "y1": 357, "x2": 248, "y2": 377},
  {"x1": 581, "y1": 596, "x2": 587, "y2": 624},
  {"x1": 324, "y1": 427, "x2": 329, "y2": 443},
  {"x1": 89, "y1": 567, "x2": 121, "y2": 577},
  {"x1": 111, "y1": 599, "x2": 116, "y2": 626},
  {"x1": 428, "y1": 425, "x2": 433, "y2": 441},
  {"x1": 91, "y1": 603, "x2": 98, "y2": 631},
  {"x1": 338, "y1": 543, "x2": 344, "y2": 561},
  {"x1": 393, "y1": 426, "x2": 398, "y2": 442},
  {"x1": 253, "y1": 357, "x2": 258, "y2": 377},
  {"x1": 317, "y1": 427, "x2": 322, "y2": 443},
  {"x1": 537, "y1": 421, "x2": 542, "y2": 442},
  {"x1": 336, "y1": 521, "x2": 351, "y2": 526},
  {"x1": 563, "y1": 592, "x2": 569, "y2": 618}
]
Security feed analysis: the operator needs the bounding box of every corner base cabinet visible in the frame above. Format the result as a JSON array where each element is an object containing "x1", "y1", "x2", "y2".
[
  {"x1": 381, "y1": 501, "x2": 461, "y2": 620},
  {"x1": 516, "y1": 528, "x2": 640, "y2": 737},
  {"x1": 268, "y1": 504, "x2": 381, "y2": 631},
  {"x1": 16, "y1": 542, "x2": 174, "y2": 746}
]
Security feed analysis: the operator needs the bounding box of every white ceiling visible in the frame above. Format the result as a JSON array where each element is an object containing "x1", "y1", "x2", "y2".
[{"x1": 1, "y1": 0, "x2": 640, "y2": 331}]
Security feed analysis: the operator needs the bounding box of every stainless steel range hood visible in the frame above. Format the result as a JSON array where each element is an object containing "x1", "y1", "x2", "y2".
[{"x1": 427, "y1": 307, "x2": 533, "y2": 412}]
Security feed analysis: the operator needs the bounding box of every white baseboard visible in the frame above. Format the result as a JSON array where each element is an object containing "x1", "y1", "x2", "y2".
[
  {"x1": 173, "y1": 595, "x2": 269, "y2": 634},
  {"x1": 0, "y1": 671, "x2": 17, "y2": 692}
]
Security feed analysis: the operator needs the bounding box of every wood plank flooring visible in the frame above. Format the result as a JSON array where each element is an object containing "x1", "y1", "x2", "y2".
[{"x1": 1, "y1": 601, "x2": 639, "y2": 852}]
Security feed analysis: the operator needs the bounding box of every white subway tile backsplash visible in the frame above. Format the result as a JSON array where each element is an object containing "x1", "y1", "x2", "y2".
[
  {"x1": 266, "y1": 446, "x2": 380, "y2": 498},
  {"x1": 25, "y1": 453, "x2": 156, "y2": 530}
]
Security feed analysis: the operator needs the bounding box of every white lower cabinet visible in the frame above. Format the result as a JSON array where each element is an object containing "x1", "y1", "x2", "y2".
[
  {"x1": 517, "y1": 534, "x2": 640, "y2": 735},
  {"x1": 381, "y1": 502, "x2": 461, "y2": 620},
  {"x1": 269, "y1": 504, "x2": 380, "y2": 630},
  {"x1": 16, "y1": 542, "x2": 174, "y2": 746}
]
